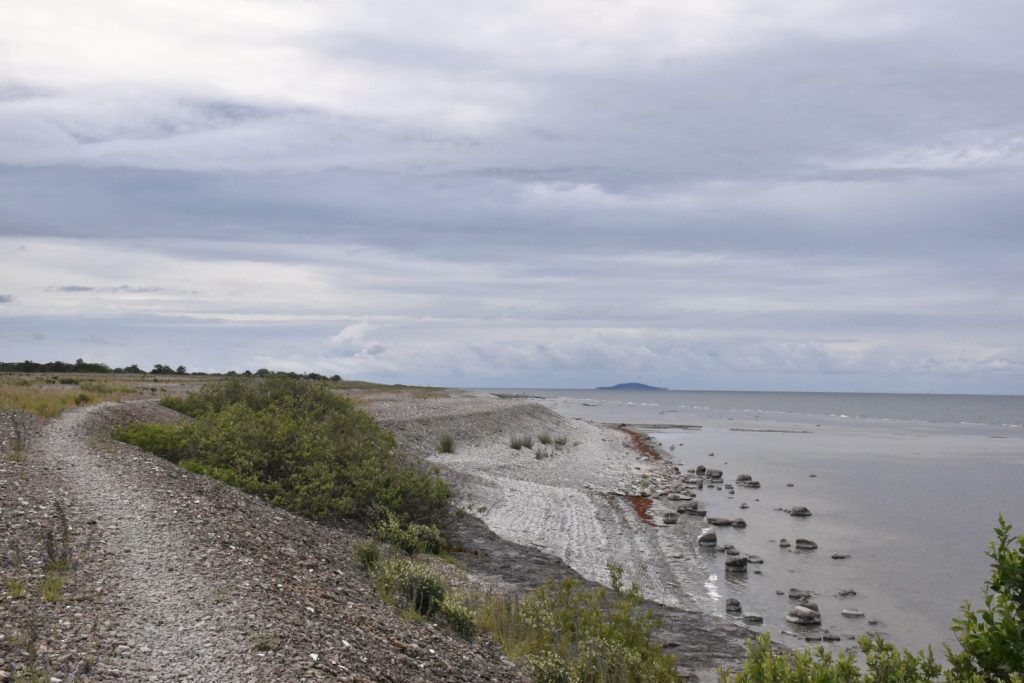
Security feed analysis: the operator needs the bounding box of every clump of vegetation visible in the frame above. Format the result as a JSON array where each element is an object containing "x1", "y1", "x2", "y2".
[
  {"x1": 438, "y1": 434, "x2": 455, "y2": 454},
  {"x1": 510, "y1": 434, "x2": 534, "y2": 450},
  {"x1": 721, "y1": 517, "x2": 1024, "y2": 682},
  {"x1": 356, "y1": 539, "x2": 381, "y2": 569},
  {"x1": 538, "y1": 433, "x2": 553, "y2": 445},
  {"x1": 371, "y1": 512, "x2": 446, "y2": 555},
  {"x1": 374, "y1": 557, "x2": 449, "y2": 616},
  {"x1": 553, "y1": 435, "x2": 568, "y2": 448},
  {"x1": 40, "y1": 571, "x2": 65, "y2": 603},
  {"x1": 252, "y1": 632, "x2": 281, "y2": 652},
  {"x1": 476, "y1": 563, "x2": 677, "y2": 682},
  {"x1": 117, "y1": 376, "x2": 451, "y2": 526},
  {"x1": 44, "y1": 502, "x2": 73, "y2": 572},
  {"x1": 0, "y1": 375, "x2": 136, "y2": 417},
  {"x1": 534, "y1": 446, "x2": 554, "y2": 460},
  {"x1": 947, "y1": 514, "x2": 1024, "y2": 681},
  {"x1": 5, "y1": 577, "x2": 27, "y2": 599}
]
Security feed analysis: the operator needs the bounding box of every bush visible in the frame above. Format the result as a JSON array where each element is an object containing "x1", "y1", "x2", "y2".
[
  {"x1": 439, "y1": 597, "x2": 477, "y2": 639},
  {"x1": 948, "y1": 515, "x2": 1024, "y2": 681},
  {"x1": 476, "y1": 565, "x2": 677, "y2": 682},
  {"x1": 119, "y1": 376, "x2": 451, "y2": 524},
  {"x1": 371, "y1": 512, "x2": 446, "y2": 555},
  {"x1": 355, "y1": 539, "x2": 380, "y2": 569},
  {"x1": 374, "y1": 557, "x2": 448, "y2": 617}
]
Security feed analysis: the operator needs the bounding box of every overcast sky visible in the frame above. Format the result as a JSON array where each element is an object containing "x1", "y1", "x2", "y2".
[{"x1": 1, "y1": 1, "x2": 1022, "y2": 392}]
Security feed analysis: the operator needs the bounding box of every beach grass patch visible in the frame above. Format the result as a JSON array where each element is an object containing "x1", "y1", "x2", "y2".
[
  {"x1": 509, "y1": 434, "x2": 533, "y2": 450},
  {"x1": 438, "y1": 433, "x2": 455, "y2": 453},
  {"x1": 475, "y1": 564, "x2": 677, "y2": 682},
  {"x1": 5, "y1": 577, "x2": 27, "y2": 599},
  {"x1": 538, "y1": 433, "x2": 552, "y2": 445},
  {"x1": 40, "y1": 571, "x2": 64, "y2": 603}
]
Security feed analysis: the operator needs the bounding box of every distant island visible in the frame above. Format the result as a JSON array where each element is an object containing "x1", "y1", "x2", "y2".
[{"x1": 595, "y1": 382, "x2": 668, "y2": 391}]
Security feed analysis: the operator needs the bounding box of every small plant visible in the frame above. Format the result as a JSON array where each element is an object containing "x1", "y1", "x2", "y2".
[
  {"x1": 6, "y1": 577, "x2": 27, "y2": 599},
  {"x1": 534, "y1": 446, "x2": 554, "y2": 460},
  {"x1": 356, "y1": 539, "x2": 381, "y2": 569},
  {"x1": 477, "y1": 505, "x2": 488, "y2": 514},
  {"x1": 509, "y1": 434, "x2": 533, "y2": 450},
  {"x1": 553, "y1": 435, "x2": 568, "y2": 448},
  {"x1": 538, "y1": 433, "x2": 553, "y2": 445},
  {"x1": 9, "y1": 449, "x2": 26, "y2": 463},
  {"x1": 373, "y1": 557, "x2": 448, "y2": 617},
  {"x1": 212, "y1": 588, "x2": 231, "y2": 605},
  {"x1": 44, "y1": 501, "x2": 72, "y2": 571},
  {"x1": 438, "y1": 434, "x2": 455, "y2": 454},
  {"x1": 371, "y1": 513, "x2": 446, "y2": 555},
  {"x1": 41, "y1": 570, "x2": 64, "y2": 603},
  {"x1": 252, "y1": 632, "x2": 281, "y2": 652},
  {"x1": 439, "y1": 597, "x2": 477, "y2": 639},
  {"x1": 947, "y1": 514, "x2": 1024, "y2": 681}
]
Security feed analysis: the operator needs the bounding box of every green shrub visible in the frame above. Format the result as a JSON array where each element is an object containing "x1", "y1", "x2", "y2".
[
  {"x1": 371, "y1": 512, "x2": 446, "y2": 555},
  {"x1": 113, "y1": 423, "x2": 188, "y2": 463},
  {"x1": 476, "y1": 565, "x2": 677, "y2": 682},
  {"x1": 948, "y1": 515, "x2": 1024, "y2": 682},
  {"x1": 120, "y1": 377, "x2": 451, "y2": 525},
  {"x1": 356, "y1": 539, "x2": 381, "y2": 569},
  {"x1": 438, "y1": 434, "x2": 455, "y2": 454},
  {"x1": 510, "y1": 434, "x2": 533, "y2": 450},
  {"x1": 374, "y1": 557, "x2": 448, "y2": 616},
  {"x1": 439, "y1": 597, "x2": 477, "y2": 639}
]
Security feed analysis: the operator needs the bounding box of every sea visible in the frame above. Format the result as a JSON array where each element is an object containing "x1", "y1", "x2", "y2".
[{"x1": 490, "y1": 389, "x2": 1024, "y2": 656}]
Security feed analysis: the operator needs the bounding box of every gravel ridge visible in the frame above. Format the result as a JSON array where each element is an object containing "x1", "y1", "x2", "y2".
[{"x1": 1, "y1": 402, "x2": 522, "y2": 682}]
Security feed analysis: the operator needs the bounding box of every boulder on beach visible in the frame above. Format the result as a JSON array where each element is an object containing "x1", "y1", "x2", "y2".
[
  {"x1": 663, "y1": 512, "x2": 679, "y2": 525},
  {"x1": 790, "y1": 506, "x2": 812, "y2": 517},
  {"x1": 724, "y1": 556, "x2": 748, "y2": 573},
  {"x1": 726, "y1": 598, "x2": 742, "y2": 612},
  {"x1": 731, "y1": 518, "x2": 747, "y2": 528},
  {"x1": 697, "y1": 530, "x2": 717, "y2": 547},
  {"x1": 795, "y1": 538, "x2": 818, "y2": 550},
  {"x1": 786, "y1": 605, "x2": 822, "y2": 625}
]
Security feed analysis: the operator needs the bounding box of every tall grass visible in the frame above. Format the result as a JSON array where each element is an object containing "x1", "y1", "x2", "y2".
[
  {"x1": 0, "y1": 376, "x2": 137, "y2": 417},
  {"x1": 509, "y1": 434, "x2": 534, "y2": 450}
]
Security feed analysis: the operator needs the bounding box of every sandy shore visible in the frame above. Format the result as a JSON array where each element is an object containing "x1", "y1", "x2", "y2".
[{"x1": 366, "y1": 390, "x2": 752, "y2": 678}]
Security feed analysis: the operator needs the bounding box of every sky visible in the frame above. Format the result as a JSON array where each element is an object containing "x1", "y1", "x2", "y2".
[{"x1": 1, "y1": 1, "x2": 1022, "y2": 392}]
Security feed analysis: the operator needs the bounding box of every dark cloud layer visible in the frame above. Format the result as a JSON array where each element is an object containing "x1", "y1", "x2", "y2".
[{"x1": 0, "y1": 2, "x2": 1022, "y2": 390}]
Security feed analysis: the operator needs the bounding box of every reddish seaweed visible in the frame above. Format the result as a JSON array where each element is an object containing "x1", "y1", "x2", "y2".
[
  {"x1": 618, "y1": 426, "x2": 662, "y2": 461},
  {"x1": 625, "y1": 495, "x2": 656, "y2": 526}
]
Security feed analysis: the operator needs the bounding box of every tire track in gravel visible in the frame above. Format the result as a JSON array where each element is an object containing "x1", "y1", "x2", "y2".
[{"x1": 33, "y1": 403, "x2": 251, "y2": 681}]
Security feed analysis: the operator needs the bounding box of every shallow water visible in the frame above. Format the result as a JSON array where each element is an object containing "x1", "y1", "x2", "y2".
[{"x1": 493, "y1": 388, "x2": 1024, "y2": 655}]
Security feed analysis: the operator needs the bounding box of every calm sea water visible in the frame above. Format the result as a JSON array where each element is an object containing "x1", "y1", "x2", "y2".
[{"x1": 486, "y1": 388, "x2": 1024, "y2": 655}]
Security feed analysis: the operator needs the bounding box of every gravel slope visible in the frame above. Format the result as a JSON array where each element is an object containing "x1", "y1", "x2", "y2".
[{"x1": 0, "y1": 402, "x2": 522, "y2": 682}]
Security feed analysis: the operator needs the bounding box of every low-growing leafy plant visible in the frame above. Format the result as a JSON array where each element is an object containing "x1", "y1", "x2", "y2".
[
  {"x1": 371, "y1": 512, "x2": 446, "y2": 555},
  {"x1": 118, "y1": 377, "x2": 451, "y2": 525},
  {"x1": 252, "y1": 632, "x2": 281, "y2": 652},
  {"x1": 439, "y1": 596, "x2": 477, "y2": 640},
  {"x1": 356, "y1": 539, "x2": 381, "y2": 569},
  {"x1": 374, "y1": 557, "x2": 448, "y2": 617},
  {"x1": 438, "y1": 434, "x2": 455, "y2": 454},
  {"x1": 476, "y1": 563, "x2": 677, "y2": 682},
  {"x1": 948, "y1": 514, "x2": 1024, "y2": 681}
]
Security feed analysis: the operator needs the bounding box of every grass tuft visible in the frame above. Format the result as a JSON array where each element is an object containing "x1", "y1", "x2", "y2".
[
  {"x1": 5, "y1": 577, "x2": 27, "y2": 599},
  {"x1": 438, "y1": 434, "x2": 455, "y2": 454},
  {"x1": 41, "y1": 571, "x2": 64, "y2": 603},
  {"x1": 509, "y1": 434, "x2": 533, "y2": 450}
]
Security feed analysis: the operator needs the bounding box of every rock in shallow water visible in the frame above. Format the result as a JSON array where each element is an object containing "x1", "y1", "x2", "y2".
[
  {"x1": 787, "y1": 605, "x2": 822, "y2": 625},
  {"x1": 725, "y1": 556, "x2": 748, "y2": 573},
  {"x1": 779, "y1": 538, "x2": 791, "y2": 548},
  {"x1": 663, "y1": 512, "x2": 678, "y2": 525},
  {"x1": 726, "y1": 598, "x2": 742, "y2": 612},
  {"x1": 795, "y1": 538, "x2": 818, "y2": 550},
  {"x1": 842, "y1": 609, "x2": 865, "y2": 618},
  {"x1": 743, "y1": 614, "x2": 763, "y2": 624},
  {"x1": 789, "y1": 505, "x2": 812, "y2": 517},
  {"x1": 697, "y1": 530, "x2": 717, "y2": 547}
]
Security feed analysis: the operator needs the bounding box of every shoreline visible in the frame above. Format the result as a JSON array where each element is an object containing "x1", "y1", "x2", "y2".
[{"x1": 365, "y1": 390, "x2": 753, "y2": 678}]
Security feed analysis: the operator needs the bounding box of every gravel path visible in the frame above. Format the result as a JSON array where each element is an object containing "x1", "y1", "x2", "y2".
[{"x1": 1, "y1": 402, "x2": 522, "y2": 682}]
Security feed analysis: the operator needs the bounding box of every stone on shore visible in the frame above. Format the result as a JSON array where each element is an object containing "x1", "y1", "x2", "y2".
[
  {"x1": 697, "y1": 530, "x2": 717, "y2": 547},
  {"x1": 724, "y1": 556, "x2": 748, "y2": 573},
  {"x1": 743, "y1": 614, "x2": 763, "y2": 624},
  {"x1": 663, "y1": 512, "x2": 679, "y2": 525},
  {"x1": 786, "y1": 605, "x2": 822, "y2": 625},
  {"x1": 789, "y1": 506, "x2": 812, "y2": 517},
  {"x1": 795, "y1": 538, "x2": 817, "y2": 550},
  {"x1": 736, "y1": 474, "x2": 752, "y2": 483}
]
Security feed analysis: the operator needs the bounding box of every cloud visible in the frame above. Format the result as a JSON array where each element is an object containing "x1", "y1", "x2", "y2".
[{"x1": 327, "y1": 322, "x2": 386, "y2": 358}]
